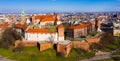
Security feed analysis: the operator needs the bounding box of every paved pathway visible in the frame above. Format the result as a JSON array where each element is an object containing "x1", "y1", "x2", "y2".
[
  {"x1": 0, "y1": 56, "x2": 15, "y2": 61},
  {"x1": 80, "y1": 49, "x2": 120, "y2": 61},
  {"x1": 80, "y1": 54, "x2": 111, "y2": 61},
  {"x1": 80, "y1": 52, "x2": 110, "y2": 61}
]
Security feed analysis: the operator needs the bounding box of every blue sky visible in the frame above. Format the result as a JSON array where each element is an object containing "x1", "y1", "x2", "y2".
[{"x1": 0, "y1": 0, "x2": 120, "y2": 13}]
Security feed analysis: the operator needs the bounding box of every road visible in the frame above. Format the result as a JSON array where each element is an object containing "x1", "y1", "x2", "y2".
[
  {"x1": 0, "y1": 56, "x2": 15, "y2": 61},
  {"x1": 80, "y1": 52, "x2": 111, "y2": 61},
  {"x1": 80, "y1": 49, "x2": 120, "y2": 61}
]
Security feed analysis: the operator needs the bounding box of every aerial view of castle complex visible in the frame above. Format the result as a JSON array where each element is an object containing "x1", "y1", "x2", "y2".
[{"x1": 0, "y1": 0, "x2": 120, "y2": 61}]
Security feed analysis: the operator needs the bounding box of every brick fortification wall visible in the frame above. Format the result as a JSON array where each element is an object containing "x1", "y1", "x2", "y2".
[
  {"x1": 72, "y1": 41, "x2": 89, "y2": 51},
  {"x1": 57, "y1": 43, "x2": 72, "y2": 57},
  {"x1": 38, "y1": 43, "x2": 53, "y2": 51},
  {"x1": 72, "y1": 36, "x2": 101, "y2": 51},
  {"x1": 86, "y1": 37, "x2": 101, "y2": 43},
  {"x1": 14, "y1": 36, "x2": 101, "y2": 57},
  {"x1": 14, "y1": 40, "x2": 37, "y2": 47}
]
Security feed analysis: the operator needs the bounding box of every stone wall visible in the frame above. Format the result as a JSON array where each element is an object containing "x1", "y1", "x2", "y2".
[
  {"x1": 23, "y1": 41, "x2": 37, "y2": 46},
  {"x1": 14, "y1": 40, "x2": 37, "y2": 47},
  {"x1": 38, "y1": 43, "x2": 53, "y2": 51},
  {"x1": 72, "y1": 36, "x2": 101, "y2": 51},
  {"x1": 72, "y1": 41, "x2": 89, "y2": 51},
  {"x1": 57, "y1": 43, "x2": 72, "y2": 57},
  {"x1": 86, "y1": 37, "x2": 101, "y2": 43},
  {"x1": 14, "y1": 36, "x2": 101, "y2": 57}
]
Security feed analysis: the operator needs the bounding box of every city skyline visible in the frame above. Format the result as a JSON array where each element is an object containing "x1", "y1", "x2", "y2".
[{"x1": 0, "y1": 0, "x2": 120, "y2": 13}]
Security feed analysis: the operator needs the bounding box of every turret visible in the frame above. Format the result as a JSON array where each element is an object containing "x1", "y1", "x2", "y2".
[{"x1": 58, "y1": 24, "x2": 64, "y2": 41}]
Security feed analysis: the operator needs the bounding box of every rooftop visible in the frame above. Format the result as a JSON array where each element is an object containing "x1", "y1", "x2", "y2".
[
  {"x1": 68, "y1": 22, "x2": 94, "y2": 29},
  {"x1": 40, "y1": 18, "x2": 55, "y2": 22},
  {"x1": 0, "y1": 22, "x2": 11, "y2": 27},
  {"x1": 15, "y1": 23, "x2": 27, "y2": 30},
  {"x1": 34, "y1": 14, "x2": 54, "y2": 20},
  {"x1": 26, "y1": 28, "x2": 56, "y2": 33}
]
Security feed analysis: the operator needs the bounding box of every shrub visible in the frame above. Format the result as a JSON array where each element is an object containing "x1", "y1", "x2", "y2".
[
  {"x1": 0, "y1": 39, "x2": 9, "y2": 49},
  {"x1": 112, "y1": 57, "x2": 120, "y2": 61},
  {"x1": 106, "y1": 44, "x2": 118, "y2": 50},
  {"x1": 1, "y1": 27, "x2": 22, "y2": 49},
  {"x1": 56, "y1": 52, "x2": 64, "y2": 57},
  {"x1": 12, "y1": 43, "x2": 24, "y2": 53},
  {"x1": 80, "y1": 36, "x2": 86, "y2": 38}
]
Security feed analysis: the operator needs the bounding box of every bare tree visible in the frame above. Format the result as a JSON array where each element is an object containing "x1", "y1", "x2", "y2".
[
  {"x1": 48, "y1": 34, "x2": 54, "y2": 43},
  {"x1": 1, "y1": 27, "x2": 22, "y2": 48}
]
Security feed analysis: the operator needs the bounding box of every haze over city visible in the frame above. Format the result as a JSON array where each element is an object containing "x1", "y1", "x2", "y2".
[{"x1": 0, "y1": 0, "x2": 120, "y2": 13}]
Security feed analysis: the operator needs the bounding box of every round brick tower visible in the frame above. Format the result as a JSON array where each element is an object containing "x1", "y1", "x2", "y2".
[
  {"x1": 95, "y1": 18, "x2": 101, "y2": 32},
  {"x1": 58, "y1": 24, "x2": 64, "y2": 41}
]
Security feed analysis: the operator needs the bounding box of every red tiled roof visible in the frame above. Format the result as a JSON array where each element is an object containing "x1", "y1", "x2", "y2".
[
  {"x1": 68, "y1": 22, "x2": 93, "y2": 29},
  {"x1": 26, "y1": 28, "x2": 55, "y2": 33},
  {"x1": 57, "y1": 24, "x2": 64, "y2": 28},
  {"x1": 40, "y1": 18, "x2": 55, "y2": 22},
  {"x1": 16, "y1": 23, "x2": 27, "y2": 30},
  {"x1": 0, "y1": 22, "x2": 11, "y2": 27},
  {"x1": 34, "y1": 14, "x2": 54, "y2": 19},
  {"x1": 33, "y1": 14, "x2": 56, "y2": 22}
]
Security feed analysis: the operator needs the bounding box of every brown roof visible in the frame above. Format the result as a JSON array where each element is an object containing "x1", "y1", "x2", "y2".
[
  {"x1": 40, "y1": 18, "x2": 55, "y2": 22},
  {"x1": 16, "y1": 23, "x2": 27, "y2": 30},
  {"x1": 26, "y1": 28, "x2": 55, "y2": 33},
  {"x1": 33, "y1": 14, "x2": 57, "y2": 22},
  {"x1": 34, "y1": 14, "x2": 54, "y2": 20},
  {"x1": 68, "y1": 22, "x2": 93, "y2": 29},
  {"x1": 57, "y1": 24, "x2": 64, "y2": 28},
  {"x1": 0, "y1": 22, "x2": 11, "y2": 27}
]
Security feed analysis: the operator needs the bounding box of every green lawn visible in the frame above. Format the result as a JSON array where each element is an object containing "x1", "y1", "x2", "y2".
[
  {"x1": 0, "y1": 47, "x2": 64, "y2": 61},
  {"x1": 0, "y1": 47, "x2": 80, "y2": 61},
  {"x1": 0, "y1": 47, "x2": 95, "y2": 61},
  {"x1": 112, "y1": 51, "x2": 120, "y2": 55}
]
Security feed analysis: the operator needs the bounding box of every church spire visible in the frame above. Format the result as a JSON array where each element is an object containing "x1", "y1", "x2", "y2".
[
  {"x1": 21, "y1": 8, "x2": 25, "y2": 17},
  {"x1": 20, "y1": 8, "x2": 26, "y2": 24}
]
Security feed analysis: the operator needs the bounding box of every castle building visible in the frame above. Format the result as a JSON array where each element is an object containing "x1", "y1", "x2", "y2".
[
  {"x1": 95, "y1": 17, "x2": 102, "y2": 32},
  {"x1": 24, "y1": 24, "x2": 64, "y2": 42},
  {"x1": 66, "y1": 22, "x2": 95, "y2": 38},
  {"x1": 113, "y1": 21, "x2": 120, "y2": 36},
  {"x1": 16, "y1": 12, "x2": 64, "y2": 42}
]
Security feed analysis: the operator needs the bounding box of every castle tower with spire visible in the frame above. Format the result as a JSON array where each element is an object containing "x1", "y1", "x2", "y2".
[{"x1": 21, "y1": 8, "x2": 26, "y2": 24}]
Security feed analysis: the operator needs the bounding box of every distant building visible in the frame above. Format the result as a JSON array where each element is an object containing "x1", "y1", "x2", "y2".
[
  {"x1": 113, "y1": 22, "x2": 120, "y2": 36},
  {"x1": 0, "y1": 15, "x2": 5, "y2": 20},
  {"x1": 31, "y1": 13, "x2": 61, "y2": 26},
  {"x1": 66, "y1": 22, "x2": 95, "y2": 38},
  {"x1": 0, "y1": 22, "x2": 11, "y2": 34},
  {"x1": 95, "y1": 18, "x2": 102, "y2": 32}
]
